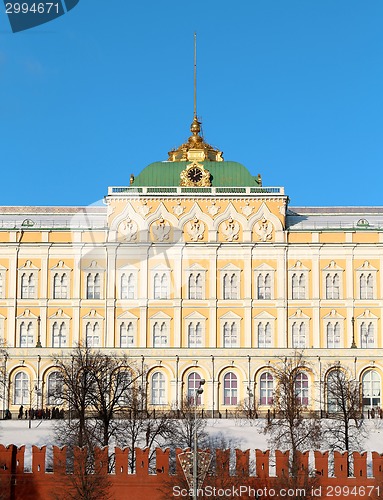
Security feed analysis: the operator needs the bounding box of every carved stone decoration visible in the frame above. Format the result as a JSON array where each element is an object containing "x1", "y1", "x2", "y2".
[
  {"x1": 241, "y1": 202, "x2": 253, "y2": 218},
  {"x1": 172, "y1": 202, "x2": 185, "y2": 217},
  {"x1": 207, "y1": 201, "x2": 220, "y2": 217},
  {"x1": 152, "y1": 218, "x2": 171, "y2": 242},
  {"x1": 278, "y1": 203, "x2": 287, "y2": 216},
  {"x1": 222, "y1": 218, "x2": 240, "y2": 242},
  {"x1": 118, "y1": 218, "x2": 138, "y2": 242},
  {"x1": 255, "y1": 217, "x2": 273, "y2": 242},
  {"x1": 187, "y1": 217, "x2": 205, "y2": 241},
  {"x1": 138, "y1": 201, "x2": 151, "y2": 217}
]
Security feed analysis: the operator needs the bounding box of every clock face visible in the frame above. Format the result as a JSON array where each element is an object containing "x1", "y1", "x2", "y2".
[{"x1": 187, "y1": 167, "x2": 203, "y2": 183}]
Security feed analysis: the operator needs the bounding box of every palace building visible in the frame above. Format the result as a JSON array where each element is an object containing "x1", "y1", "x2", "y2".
[{"x1": 2, "y1": 113, "x2": 383, "y2": 416}]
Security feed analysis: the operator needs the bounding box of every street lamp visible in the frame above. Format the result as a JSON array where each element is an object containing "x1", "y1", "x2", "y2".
[
  {"x1": 351, "y1": 316, "x2": 357, "y2": 349},
  {"x1": 36, "y1": 316, "x2": 42, "y2": 348},
  {"x1": 193, "y1": 378, "x2": 205, "y2": 500}
]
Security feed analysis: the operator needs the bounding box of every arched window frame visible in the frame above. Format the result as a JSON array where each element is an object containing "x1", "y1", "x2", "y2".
[
  {"x1": 14, "y1": 371, "x2": 29, "y2": 405},
  {"x1": 259, "y1": 372, "x2": 274, "y2": 405},
  {"x1": 52, "y1": 321, "x2": 67, "y2": 348},
  {"x1": 254, "y1": 265, "x2": 275, "y2": 300},
  {"x1": 119, "y1": 267, "x2": 138, "y2": 300},
  {"x1": 47, "y1": 371, "x2": 64, "y2": 405},
  {"x1": 223, "y1": 372, "x2": 238, "y2": 405},
  {"x1": 151, "y1": 372, "x2": 166, "y2": 405},
  {"x1": 187, "y1": 372, "x2": 202, "y2": 405},
  {"x1": 294, "y1": 372, "x2": 309, "y2": 406},
  {"x1": 362, "y1": 370, "x2": 381, "y2": 409}
]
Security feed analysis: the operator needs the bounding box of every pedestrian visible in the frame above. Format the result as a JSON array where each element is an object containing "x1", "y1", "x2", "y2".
[{"x1": 18, "y1": 405, "x2": 23, "y2": 419}]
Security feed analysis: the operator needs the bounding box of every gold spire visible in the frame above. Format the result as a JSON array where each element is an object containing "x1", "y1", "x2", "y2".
[{"x1": 167, "y1": 34, "x2": 223, "y2": 162}]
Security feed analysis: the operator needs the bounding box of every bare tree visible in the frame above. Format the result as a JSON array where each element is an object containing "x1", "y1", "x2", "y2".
[
  {"x1": 264, "y1": 352, "x2": 322, "y2": 479},
  {"x1": 169, "y1": 397, "x2": 209, "y2": 449},
  {"x1": 322, "y1": 365, "x2": 366, "y2": 471},
  {"x1": 53, "y1": 345, "x2": 141, "y2": 451}
]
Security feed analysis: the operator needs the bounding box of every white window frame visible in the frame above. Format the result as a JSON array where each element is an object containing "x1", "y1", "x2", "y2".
[
  {"x1": 118, "y1": 265, "x2": 138, "y2": 300},
  {"x1": 150, "y1": 313, "x2": 171, "y2": 348},
  {"x1": 289, "y1": 310, "x2": 310, "y2": 349},
  {"x1": 151, "y1": 265, "x2": 171, "y2": 300},
  {"x1": 288, "y1": 261, "x2": 309, "y2": 300},
  {"x1": 19, "y1": 260, "x2": 39, "y2": 299},
  {"x1": 20, "y1": 321, "x2": 34, "y2": 347},
  {"x1": 259, "y1": 371, "x2": 274, "y2": 406},
  {"x1": 362, "y1": 370, "x2": 381, "y2": 409},
  {"x1": 185, "y1": 312, "x2": 206, "y2": 348},
  {"x1": 322, "y1": 261, "x2": 343, "y2": 300},
  {"x1": 254, "y1": 312, "x2": 275, "y2": 348},
  {"x1": 186, "y1": 264, "x2": 206, "y2": 300},
  {"x1": 82, "y1": 310, "x2": 104, "y2": 347},
  {"x1": 220, "y1": 264, "x2": 241, "y2": 300},
  {"x1": 151, "y1": 372, "x2": 166, "y2": 405},
  {"x1": 17, "y1": 309, "x2": 38, "y2": 347},
  {"x1": 254, "y1": 264, "x2": 275, "y2": 300},
  {"x1": 357, "y1": 310, "x2": 378, "y2": 349},
  {"x1": 14, "y1": 371, "x2": 29, "y2": 405},
  {"x1": 117, "y1": 312, "x2": 138, "y2": 348},
  {"x1": 356, "y1": 262, "x2": 377, "y2": 300},
  {"x1": 220, "y1": 312, "x2": 241, "y2": 348},
  {"x1": 52, "y1": 321, "x2": 67, "y2": 348},
  {"x1": 50, "y1": 261, "x2": 71, "y2": 300},
  {"x1": 47, "y1": 371, "x2": 64, "y2": 405},
  {"x1": 83, "y1": 261, "x2": 105, "y2": 300}
]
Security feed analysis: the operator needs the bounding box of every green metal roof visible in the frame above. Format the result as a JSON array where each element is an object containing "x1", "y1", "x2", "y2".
[{"x1": 132, "y1": 161, "x2": 259, "y2": 187}]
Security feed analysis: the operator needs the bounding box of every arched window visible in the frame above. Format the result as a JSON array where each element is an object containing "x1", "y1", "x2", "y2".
[
  {"x1": 120, "y1": 322, "x2": 134, "y2": 347},
  {"x1": 14, "y1": 372, "x2": 29, "y2": 405},
  {"x1": 187, "y1": 372, "x2": 202, "y2": 405},
  {"x1": 326, "y1": 273, "x2": 340, "y2": 299},
  {"x1": 154, "y1": 273, "x2": 168, "y2": 299},
  {"x1": 47, "y1": 371, "x2": 64, "y2": 405},
  {"x1": 20, "y1": 321, "x2": 34, "y2": 347},
  {"x1": 292, "y1": 322, "x2": 306, "y2": 348},
  {"x1": 223, "y1": 372, "x2": 237, "y2": 405},
  {"x1": 188, "y1": 322, "x2": 202, "y2": 348},
  {"x1": 223, "y1": 273, "x2": 238, "y2": 300},
  {"x1": 86, "y1": 322, "x2": 100, "y2": 347},
  {"x1": 258, "y1": 323, "x2": 272, "y2": 348},
  {"x1": 153, "y1": 322, "x2": 168, "y2": 347},
  {"x1": 292, "y1": 273, "x2": 305, "y2": 300},
  {"x1": 360, "y1": 274, "x2": 374, "y2": 300},
  {"x1": 152, "y1": 372, "x2": 165, "y2": 405},
  {"x1": 53, "y1": 273, "x2": 68, "y2": 299},
  {"x1": 223, "y1": 322, "x2": 238, "y2": 347},
  {"x1": 360, "y1": 322, "x2": 375, "y2": 348},
  {"x1": 326, "y1": 322, "x2": 341, "y2": 348},
  {"x1": 188, "y1": 273, "x2": 203, "y2": 299},
  {"x1": 326, "y1": 370, "x2": 342, "y2": 413},
  {"x1": 257, "y1": 274, "x2": 271, "y2": 300},
  {"x1": 294, "y1": 372, "x2": 308, "y2": 406},
  {"x1": 52, "y1": 321, "x2": 67, "y2": 348},
  {"x1": 362, "y1": 370, "x2": 381, "y2": 409},
  {"x1": 21, "y1": 273, "x2": 35, "y2": 299},
  {"x1": 260, "y1": 372, "x2": 274, "y2": 405},
  {"x1": 115, "y1": 371, "x2": 132, "y2": 406},
  {"x1": 121, "y1": 273, "x2": 135, "y2": 299},
  {"x1": 87, "y1": 273, "x2": 101, "y2": 299}
]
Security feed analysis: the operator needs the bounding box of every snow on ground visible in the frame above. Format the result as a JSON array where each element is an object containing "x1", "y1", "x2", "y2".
[{"x1": 1, "y1": 418, "x2": 383, "y2": 453}]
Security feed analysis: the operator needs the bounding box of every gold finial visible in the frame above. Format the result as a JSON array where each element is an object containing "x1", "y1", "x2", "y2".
[
  {"x1": 194, "y1": 32, "x2": 197, "y2": 119},
  {"x1": 167, "y1": 34, "x2": 224, "y2": 162}
]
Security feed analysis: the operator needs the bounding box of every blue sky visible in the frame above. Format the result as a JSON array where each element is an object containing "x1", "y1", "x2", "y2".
[{"x1": 1, "y1": 0, "x2": 383, "y2": 207}]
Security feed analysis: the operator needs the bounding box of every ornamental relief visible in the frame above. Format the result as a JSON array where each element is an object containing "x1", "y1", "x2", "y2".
[
  {"x1": 254, "y1": 217, "x2": 273, "y2": 242},
  {"x1": 151, "y1": 218, "x2": 171, "y2": 242},
  {"x1": 118, "y1": 218, "x2": 138, "y2": 242},
  {"x1": 186, "y1": 217, "x2": 205, "y2": 241},
  {"x1": 220, "y1": 218, "x2": 240, "y2": 242}
]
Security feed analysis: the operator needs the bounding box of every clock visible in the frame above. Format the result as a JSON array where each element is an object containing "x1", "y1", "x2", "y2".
[
  {"x1": 180, "y1": 162, "x2": 211, "y2": 187},
  {"x1": 187, "y1": 167, "x2": 203, "y2": 183}
]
